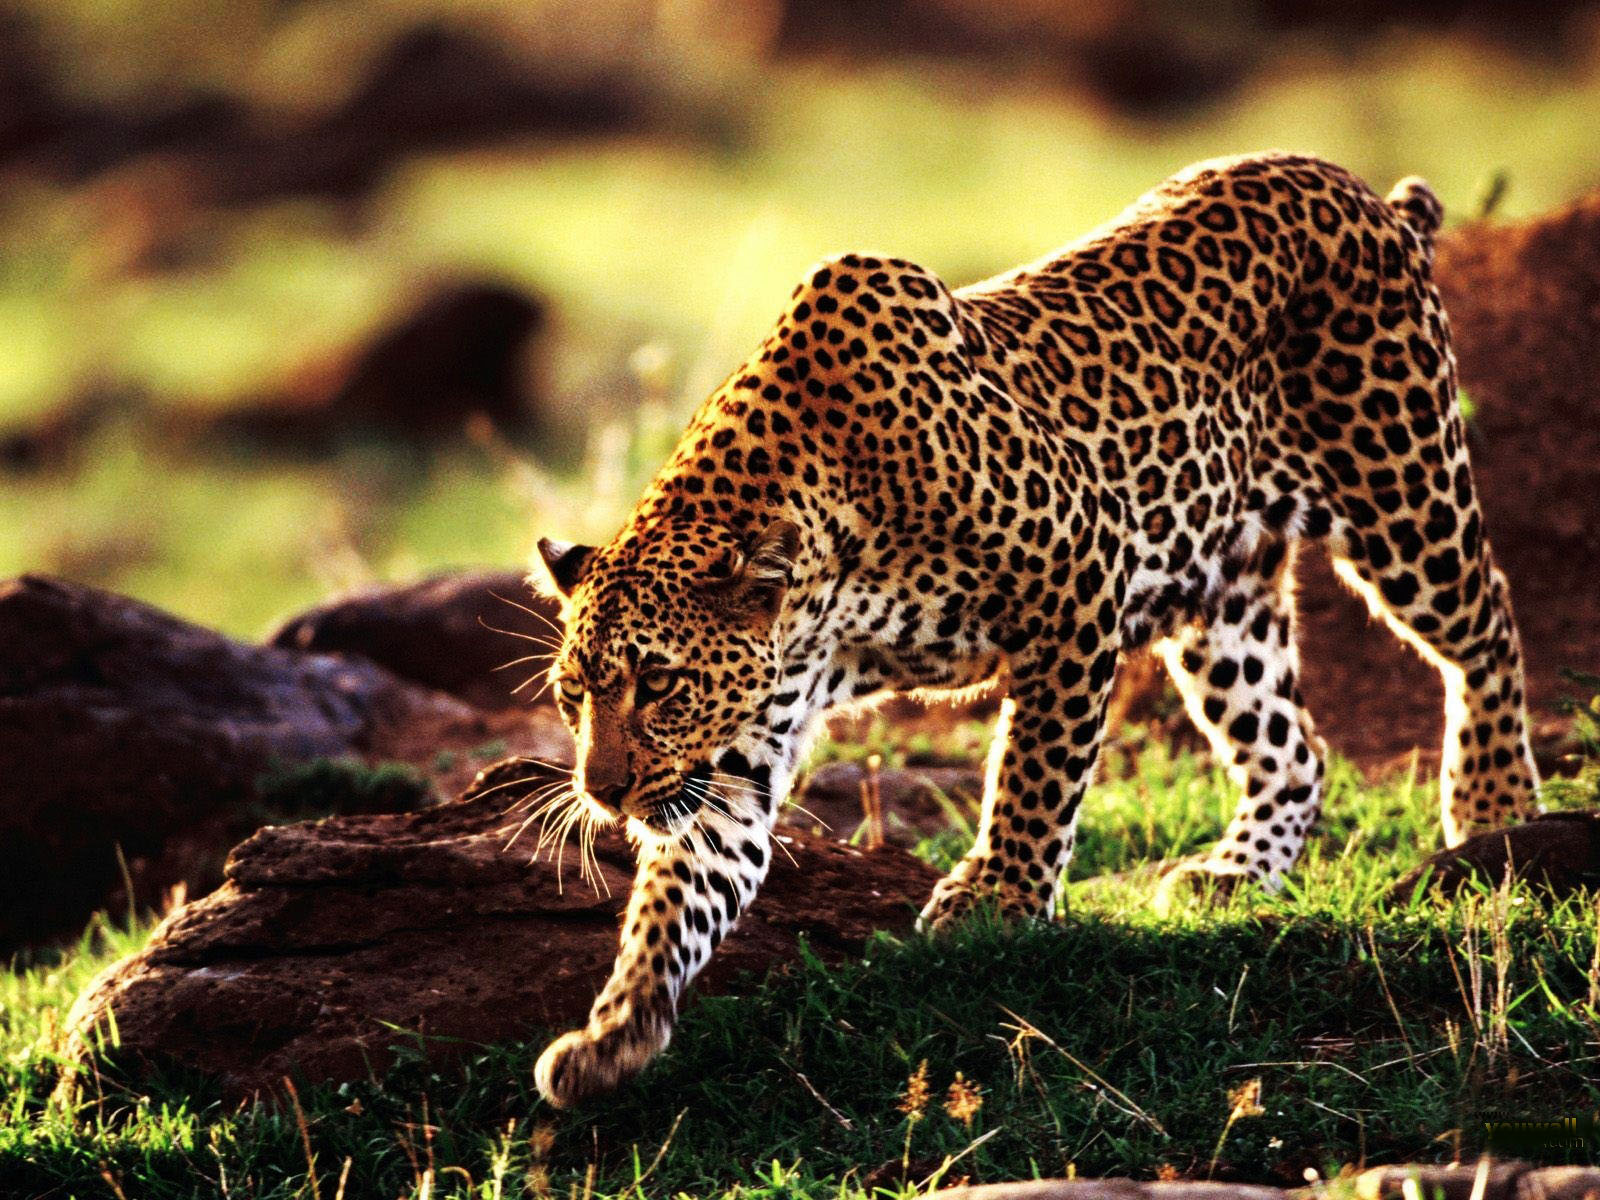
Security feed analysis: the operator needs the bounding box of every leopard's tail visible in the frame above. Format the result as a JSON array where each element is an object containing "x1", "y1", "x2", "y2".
[{"x1": 1387, "y1": 176, "x2": 1444, "y2": 259}]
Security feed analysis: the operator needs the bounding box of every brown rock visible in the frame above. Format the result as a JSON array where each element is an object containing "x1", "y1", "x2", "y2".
[
  {"x1": 1390, "y1": 810, "x2": 1600, "y2": 902},
  {"x1": 268, "y1": 570, "x2": 560, "y2": 711},
  {"x1": 216, "y1": 281, "x2": 549, "y2": 448},
  {"x1": 319, "y1": 281, "x2": 546, "y2": 439},
  {"x1": 58, "y1": 765, "x2": 941, "y2": 1100},
  {"x1": 2, "y1": 18, "x2": 654, "y2": 205},
  {"x1": 1351, "y1": 1160, "x2": 1528, "y2": 1200},
  {"x1": 198, "y1": 23, "x2": 654, "y2": 207},
  {"x1": 0, "y1": 575, "x2": 561, "y2": 952},
  {"x1": 928, "y1": 1180, "x2": 1287, "y2": 1200},
  {"x1": 1518, "y1": 1166, "x2": 1600, "y2": 1199},
  {"x1": 925, "y1": 1162, "x2": 1600, "y2": 1200}
]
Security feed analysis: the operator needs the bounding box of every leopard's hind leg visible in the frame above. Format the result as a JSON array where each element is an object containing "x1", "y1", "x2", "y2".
[
  {"x1": 1154, "y1": 534, "x2": 1328, "y2": 908},
  {"x1": 1330, "y1": 531, "x2": 1539, "y2": 844},
  {"x1": 1291, "y1": 183, "x2": 1539, "y2": 845}
]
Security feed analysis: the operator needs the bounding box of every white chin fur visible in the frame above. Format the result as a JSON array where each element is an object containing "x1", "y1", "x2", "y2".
[{"x1": 624, "y1": 812, "x2": 684, "y2": 846}]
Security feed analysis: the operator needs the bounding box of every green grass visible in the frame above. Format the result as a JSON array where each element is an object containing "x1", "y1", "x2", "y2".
[
  {"x1": 252, "y1": 757, "x2": 433, "y2": 824},
  {"x1": 6, "y1": 732, "x2": 1600, "y2": 1199}
]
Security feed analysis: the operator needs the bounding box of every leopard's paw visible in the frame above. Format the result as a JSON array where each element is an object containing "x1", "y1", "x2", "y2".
[
  {"x1": 916, "y1": 875, "x2": 982, "y2": 934},
  {"x1": 1151, "y1": 857, "x2": 1259, "y2": 916},
  {"x1": 534, "y1": 1022, "x2": 665, "y2": 1109},
  {"x1": 917, "y1": 872, "x2": 1047, "y2": 934}
]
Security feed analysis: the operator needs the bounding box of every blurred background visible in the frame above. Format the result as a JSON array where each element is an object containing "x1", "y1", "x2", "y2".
[{"x1": 4, "y1": 0, "x2": 1600, "y2": 636}]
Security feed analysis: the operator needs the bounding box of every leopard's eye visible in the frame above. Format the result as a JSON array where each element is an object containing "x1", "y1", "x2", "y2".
[
  {"x1": 557, "y1": 675, "x2": 585, "y2": 704},
  {"x1": 637, "y1": 668, "x2": 680, "y2": 702}
]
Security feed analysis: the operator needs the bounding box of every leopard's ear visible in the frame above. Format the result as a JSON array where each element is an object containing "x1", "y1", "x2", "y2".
[
  {"x1": 705, "y1": 520, "x2": 801, "y2": 623},
  {"x1": 535, "y1": 538, "x2": 596, "y2": 598}
]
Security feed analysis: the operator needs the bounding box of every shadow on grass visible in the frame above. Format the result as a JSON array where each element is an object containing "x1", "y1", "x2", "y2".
[{"x1": 12, "y1": 894, "x2": 1600, "y2": 1199}]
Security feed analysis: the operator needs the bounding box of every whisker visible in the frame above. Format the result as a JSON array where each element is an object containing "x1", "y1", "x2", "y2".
[
  {"x1": 700, "y1": 783, "x2": 796, "y2": 868},
  {"x1": 768, "y1": 829, "x2": 799, "y2": 869},
  {"x1": 778, "y1": 798, "x2": 833, "y2": 831},
  {"x1": 473, "y1": 767, "x2": 573, "y2": 804},
  {"x1": 707, "y1": 771, "x2": 770, "y2": 790},
  {"x1": 501, "y1": 779, "x2": 582, "y2": 855},
  {"x1": 578, "y1": 811, "x2": 611, "y2": 897},
  {"x1": 510, "y1": 782, "x2": 572, "y2": 819},
  {"x1": 684, "y1": 781, "x2": 737, "y2": 821},
  {"x1": 476, "y1": 774, "x2": 560, "y2": 805},
  {"x1": 492, "y1": 653, "x2": 556, "y2": 672},
  {"x1": 546, "y1": 804, "x2": 584, "y2": 894},
  {"x1": 489, "y1": 590, "x2": 567, "y2": 640},
  {"x1": 501, "y1": 754, "x2": 577, "y2": 775},
  {"x1": 477, "y1": 615, "x2": 563, "y2": 648},
  {"x1": 501, "y1": 802, "x2": 549, "y2": 850},
  {"x1": 706, "y1": 772, "x2": 832, "y2": 830},
  {"x1": 512, "y1": 781, "x2": 560, "y2": 811},
  {"x1": 502, "y1": 782, "x2": 578, "y2": 849},
  {"x1": 511, "y1": 674, "x2": 555, "y2": 699},
  {"x1": 535, "y1": 794, "x2": 577, "y2": 856}
]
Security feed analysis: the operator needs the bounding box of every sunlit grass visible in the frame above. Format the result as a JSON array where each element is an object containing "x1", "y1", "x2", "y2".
[{"x1": 5, "y1": 730, "x2": 1599, "y2": 1197}]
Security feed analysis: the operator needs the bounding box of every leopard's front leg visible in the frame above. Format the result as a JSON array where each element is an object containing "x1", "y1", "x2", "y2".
[
  {"x1": 919, "y1": 625, "x2": 1120, "y2": 932},
  {"x1": 535, "y1": 802, "x2": 773, "y2": 1107}
]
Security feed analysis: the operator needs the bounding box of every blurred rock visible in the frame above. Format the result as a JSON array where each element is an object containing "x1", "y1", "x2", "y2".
[
  {"x1": 218, "y1": 281, "x2": 548, "y2": 447},
  {"x1": 1, "y1": 19, "x2": 656, "y2": 201},
  {"x1": 0, "y1": 395, "x2": 108, "y2": 473},
  {"x1": 58, "y1": 763, "x2": 940, "y2": 1101},
  {"x1": 772, "y1": 0, "x2": 1252, "y2": 113},
  {"x1": 200, "y1": 22, "x2": 653, "y2": 206},
  {"x1": 1390, "y1": 810, "x2": 1600, "y2": 902},
  {"x1": 774, "y1": 0, "x2": 1593, "y2": 115},
  {"x1": 0, "y1": 12, "x2": 248, "y2": 182},
  {"x1": 331, "y1": 281, "x2": 545, "y2": 439},
  {"x1": 0, "y1": 575, "x2": 566, "y2": 952},
  {"x1": 268, "y1": 571, "x2": 560, "y2": 710}
]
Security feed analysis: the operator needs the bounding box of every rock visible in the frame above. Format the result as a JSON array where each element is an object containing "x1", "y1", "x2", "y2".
[
  {"x1": 793, "y1": 761, "x2": 982, "y2": 846},
  {"x1": 1350, "y1": 1160, "x2": 1528, "y2": 1200},
  {"x1": 2, "y1": 18, "x2": 653, "y2": 204},
  {"x1": 268, "y1": 570, "x2": 559, "y2": 710},
  {"x1": 927, "y1": 1180, "x2": 1286, "y2": 1200},
  {"x1": 216, "y1": 281, "x2": 549, "y2": 447},
  {"x1": 58, "y1": 764, "x2": 941, "y2": 1100},
  {"x1": 1390, "y1": 811, "x2": 1600, "y2": 902},
  {"x1": 0, "y1": 575, "x2": 564, "y2": 952},
  {"x1": 321, "y1": 281, "x2": 546, "y2": 440},
  {"x1": 1515, "y1": 1166, "x2": 1600, "y2": 1199},
  {"x1": 925, "y1": 1163, "x2": 1600, "y2": 1200},
  {"x1": 198, "y1": 22, "x2": 653, "y2": 207},
  {"x1": 0, "y1": 390, "x2": 111, "y2": 472}
]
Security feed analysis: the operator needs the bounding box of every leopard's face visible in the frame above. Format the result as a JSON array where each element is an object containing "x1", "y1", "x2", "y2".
[{"x1": 537, "y1": 517, "x2": 800, "y2": 840}]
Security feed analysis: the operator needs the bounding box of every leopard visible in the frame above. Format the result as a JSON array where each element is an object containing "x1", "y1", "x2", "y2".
[{"x1": 526, "y1": 151, "x2": 1540, "y2": 1108}]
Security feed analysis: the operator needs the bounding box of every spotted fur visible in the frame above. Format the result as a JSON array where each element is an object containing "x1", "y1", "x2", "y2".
[{"x1": 529, "y1": 152, "x2": 1538, "y2": 1107}]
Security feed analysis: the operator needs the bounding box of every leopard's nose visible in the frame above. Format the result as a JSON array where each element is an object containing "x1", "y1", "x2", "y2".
[{"x1": 587, "y1": 773, "x2": 634, "y2": 810}]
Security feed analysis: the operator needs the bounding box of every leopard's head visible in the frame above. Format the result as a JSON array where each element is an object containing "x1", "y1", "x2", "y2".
[{"x1": 533, "y1": 515, "x2": 801, "y2": 840}]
